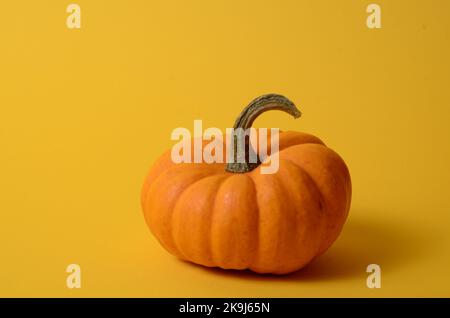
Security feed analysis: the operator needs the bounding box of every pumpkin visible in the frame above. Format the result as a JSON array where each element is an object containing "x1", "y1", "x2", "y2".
[{"x1": 141, "y1": 94, "x2": 351, "y2": 274}]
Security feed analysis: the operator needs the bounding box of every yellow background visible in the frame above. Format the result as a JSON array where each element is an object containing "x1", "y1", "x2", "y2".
[{"x1": 1, "y1": 0, "x2": 450, "y2": 297}]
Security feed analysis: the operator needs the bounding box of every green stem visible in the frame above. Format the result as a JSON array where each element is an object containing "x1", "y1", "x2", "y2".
[{"x1": 225, "y1": 94, "x2": 301, "y2": 173}]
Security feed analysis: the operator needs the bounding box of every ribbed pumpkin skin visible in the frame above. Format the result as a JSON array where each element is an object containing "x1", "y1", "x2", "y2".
[{"x1": 141, "y1": 131, "x2": 351, "y2": 274}]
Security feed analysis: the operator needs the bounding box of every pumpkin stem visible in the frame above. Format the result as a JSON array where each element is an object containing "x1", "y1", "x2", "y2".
[{"x1": 225, "y1": 94, "x2": 301, "y2": 173}]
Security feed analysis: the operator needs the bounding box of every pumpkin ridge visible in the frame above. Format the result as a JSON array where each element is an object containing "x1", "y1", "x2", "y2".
[
  {"x1": 171, "y1": 173, "x2": 229, "y2": 261},
  {"x1": 143, "y1": 164, "x2": 212, "y2": 216},
  {"x1": 280, "y1": 158, "x2": 328, "y2": 258},
  {"x1": 245, "y1": 173, "x2": 260, "y2": 271},
  {"x1": 144, "y1": 167, "x2": 216, "y2": 259},
  {"x1": 279, "y1": 157, "x2": 327, "y2": 215},
  {"x1": 208, "y1": 175, "x2": 230, "y2": 266},
  {"x1": 256, "y1": 133, "x2": 327, "y2": 162},
  {"x1": 280, "y1": 141, "x2": 328, "y2": 154},
  {"x1": 152, "y1": 169, "x2": 214, "y2": 259},
  {"x1": 248, "y1": 171, "x2": 288, "y2": 273},
  {"x1": 141, "y1": 150, "x2": 174, "y2": 206},
  {"x1": 170, "y1": 173, "x2": 214, "y2": 260},
  {"x1": 280, "y1": 147, "x2": 350, "y2": 257},
  {"x1": 278, "y1": 131, "x2": 325, "y2": 149},
  {"x1": 258, "y1": 142, "x2": 327, "y2": 164},
  {"x1": 267, "y1": 173, "x2": 289, "y2": 272},
  {"x1": 279, "y1": 158, "x2": 328, "y2": 257}
]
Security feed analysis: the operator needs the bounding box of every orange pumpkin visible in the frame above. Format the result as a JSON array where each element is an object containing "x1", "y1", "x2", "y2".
[{"x1": 141, "y1": 94, "x2": 351, "y2": 274}]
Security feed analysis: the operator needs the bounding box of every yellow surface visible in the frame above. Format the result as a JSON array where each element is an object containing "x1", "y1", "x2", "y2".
[{"x1": 1, "y1": 0, "x2": 450, "y2": 297}]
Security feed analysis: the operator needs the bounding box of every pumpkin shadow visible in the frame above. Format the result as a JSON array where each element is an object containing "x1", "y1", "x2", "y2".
[{"x1": 179, "y1": 211, "x2": 427, "y2": 282}]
